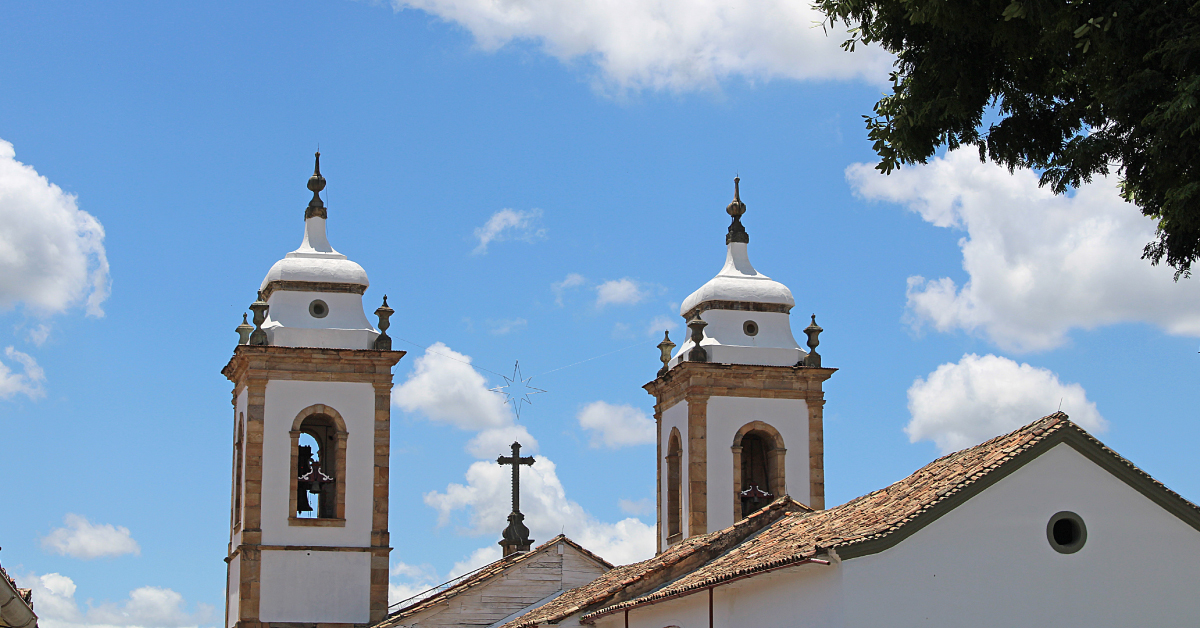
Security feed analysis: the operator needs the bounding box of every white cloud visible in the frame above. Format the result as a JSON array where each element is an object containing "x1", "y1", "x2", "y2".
[
  {"x1": 595, "y1": 278, "x2": 647, "y2": 307},
  {"x1": 577, "y1": 401, "x2": 655, "y2": 449},
  {"x1": 387, "y1": 562, "x2": 438, "y2": 607},
  {"x1": 424, "y1": 457, "x2": 655, "y2": 565},
  {"x1": 847, "y1": 149, "x2": 1200, "y2": 352},
  {"x1": 449, "y1": 546, "x2": 503, "y2": 578},
  {"x1": 465, "y1": 424, "x2": 539, "y2": 460},
  {"x1": 471, "y1": 208, "x2": 545, "y2": 255},
  {"x1": 488, "y1": 318, "x2": 527, "y2": 335},
  {"x1": 618, "y1": 498, "x2": 653, "y2": 516},
  {"x1": 20, "y1": 571, "x2": 212, "y2": 628},
  {"x1": 646, "y1": 315, "x2": 678, "y2": 338},
  {"x1": 393, "y1": 343, "x2": 510, "y2": 430},
  {"x1": 26, "y1": 323, "x2": 52, "y2": 346},
  {"x1": 906, "y1": 353, "x2": 1107, "y2": 453},
  {"x1": 40, "y1": 514, "x2": 140, "y2": 559},
  {"x1": 393, "y1": 343, "x2": 539, "y2": 458},
  {"x1": 0, "y1": 346, "x2": 45, "y2": 400},
  {"x1": 398, "y1": 344, "x2": 654, "y2": 567},
  {"x1": 0, "y1": 138, "x2": 110, "y2": 317},
  {"x1": 551, "y1": 273, "x2": 586, "y2": 306},
  {"x1": 390, "y1": 0, "x2": 892, "y2": 92}
]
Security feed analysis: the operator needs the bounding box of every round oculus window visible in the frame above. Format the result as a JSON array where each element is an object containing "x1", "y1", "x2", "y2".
[
  {"x1": 309, "y1": 299, "x2": 329, "y2": 319},
  {"x1": 743, "y1": 320, "x2": 759, "y2": 337},
  {"x1": 1046, "y1": 511, "x2": 1086, "y2": 554}
]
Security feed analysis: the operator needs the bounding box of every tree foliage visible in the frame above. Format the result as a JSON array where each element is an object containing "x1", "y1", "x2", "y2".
[{"x1": 817, "y1": 0, "x2": 1200, "y2": 277}]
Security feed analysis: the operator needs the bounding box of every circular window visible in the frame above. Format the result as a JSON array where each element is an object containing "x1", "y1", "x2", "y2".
[
  {"x1": 743, "y1": 320, "x2": 759, "y2": 336},
  {"x1": 309, "y1": 299, "x2": 329, "y2": 319},
  {"x1": 1046, "y1": 511, "x2": 1086, "y2": 554}
]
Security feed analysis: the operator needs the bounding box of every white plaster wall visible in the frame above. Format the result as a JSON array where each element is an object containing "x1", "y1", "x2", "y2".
[
  {"x1": 259, "y1": 550, "x2": 371, "y2": 624},
  {"x1": 602, "y1": 563, "x2": 842, "y2": 628},
  {"x1": 226, "y1": 554, "x2": 240, "y2": 628},
  {"x1": 264, "y1": 290, "x2": 378, "y2": 350},
  {"x1": 670, "y1": 310, "x2": 805, "y2": 368},
  {"x1": 706, "y1": 396, "x2": 809, "y2": 530},
  {"x1": 261, "y1": 379, "x2": 376, "y2": 547},
  {"x1": 659, "y1": 400, "x2": 688, "y2": 548},
  {"x1": 840, "y1": 442, "x2": 1200, "y2": 627}
]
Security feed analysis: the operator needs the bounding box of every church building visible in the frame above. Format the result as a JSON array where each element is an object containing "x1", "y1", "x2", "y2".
[{"x1": 220, "y1": 158, "x2": 1200, "y2": 628}]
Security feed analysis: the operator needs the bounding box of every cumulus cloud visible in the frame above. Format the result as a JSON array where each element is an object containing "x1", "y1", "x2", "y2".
[
  {"x1": 595, "y1": 279, "x2": 647, "y2": 307},
  {"x1": 20, "y1": 571, "x2": 212, "y2": 628},
  {"x1": 906, "y1": 353, "x2": 1107, "y2": 453},
  {"x1": 618, "y1": 498, "x2": 653, "y2": 516},
  {"x1": 25, "y1": 323, "x2": 52, "y2": 346},
  {"x1": 390, "y1": 0, "x2": 892, "y2": 92},
  {"x1": 40, "y1": 514, "x2": 140, "y2": 559},
  {"x1": 471, "y1": 208, "x2": 545, "y2": 255},
  {"x1": 488, "y1": 318, "x2": 527, "y2": 335},
  {"x1": 0, "y1": 346, "x2": 45, "y2": 400},
  {"x1": 551, "y1": 273, "x2": 586, "y2": 306},
  {"x1": 0, "y1": 138, "x2": 110, "y2": 317},
  {"x1": 397, "y1": 343, "x2": 654, "y2": 567},
  {"x1": 847, "y1": 149, "x2": 1200, "y2": 352},
  {"x1": 425, "y1": 456, "x2": 655, "y2": 565},
  {"x1": 646, "y1": 315, "x2": 679, "y2": 338},
  {"x1": 577, "y1": 401, "x2": 655, "y2": 449},
  {"x1": 387, "y1": 562, "x2": 439, "y2": 607},
  {"x1": 393, "y1": 343, "x2": 538, "y2": 457},
  {"x1": 393, "y1": 343, "x2": 510, "y2": 430}
]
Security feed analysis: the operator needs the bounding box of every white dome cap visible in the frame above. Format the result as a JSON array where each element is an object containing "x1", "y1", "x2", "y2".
[
  {"x1": 254, "y1": 153, "x2": 378, "y2": 350},
  {"x1": 679, "y1": 243, "x2": 794, "y2": 315},
  {"x1": 670, "y1": 178, "x2": 805, "y2": 368}
]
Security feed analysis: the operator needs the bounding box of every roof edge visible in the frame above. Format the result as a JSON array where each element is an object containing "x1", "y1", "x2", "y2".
[{"x1": 838, "y1": 418, "x2": 1200, "y2": 560}]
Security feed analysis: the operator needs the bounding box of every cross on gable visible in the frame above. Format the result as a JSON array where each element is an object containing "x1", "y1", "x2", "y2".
[
  {"x1": 497, "y1": 441, "x2": 535, "y2": 514},
  {"x1": 497, "y1": 441, "x2": 536, "y2": 556}
]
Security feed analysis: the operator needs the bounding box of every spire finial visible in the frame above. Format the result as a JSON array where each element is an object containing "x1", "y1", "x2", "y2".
[
  {"x1": 726, "y1": 176, "x2": 748, "y2": 244},
  {"x1": 305, "y1": 151, "x2": 327, "y2": 220}
]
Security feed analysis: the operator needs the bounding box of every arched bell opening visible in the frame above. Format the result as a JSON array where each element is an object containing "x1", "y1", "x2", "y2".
[
  {"x1": 289, "y1": 405, "x2": 348, "y2": 522},
  {"x1": 732, "y1": 422, "x2": 786, "y2": 520},
  {"x1": 666, "y1": 427, "x2": 683, "y2": 544}
]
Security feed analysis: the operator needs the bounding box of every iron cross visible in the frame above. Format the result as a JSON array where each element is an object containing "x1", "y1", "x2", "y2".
[{"x1": 497, "y1": 441, "x2": 535, "y2": 514}]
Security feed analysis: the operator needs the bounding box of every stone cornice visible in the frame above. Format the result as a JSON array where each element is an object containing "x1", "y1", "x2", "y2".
[
  {"x1": 260, "y1": 280, "x2": 367, "y2": 301},
  {"x1": 222, "y1": 345, "x2": 405, "y2": 386},
  {"x1": 644, "y1": 361, "x2": 836, "y2": 410},
  {"x1": 681, "y1": 300, "x2": 793, "y2": 322}
]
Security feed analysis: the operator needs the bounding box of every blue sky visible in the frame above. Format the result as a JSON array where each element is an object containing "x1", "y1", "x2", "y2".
[{"x1": 1, "y1": 1, "x2": 1198, "y2": 626}]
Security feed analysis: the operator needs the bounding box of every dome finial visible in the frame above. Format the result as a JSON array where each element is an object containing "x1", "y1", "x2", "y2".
[
  {"x1": 726, "y1": 176, "x2": 748, "y2": 244},
  {"x1": 306, "y1": 151, "x2": 327, "y2": 219}
]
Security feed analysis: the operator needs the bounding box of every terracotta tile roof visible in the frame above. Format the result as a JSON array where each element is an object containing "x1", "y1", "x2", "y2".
[
  {"x1": 378, "y1": 535, "x2": 612, "y2": 627},
  {"x1": 499, "y1": 498, "x2": 811, "y2": 628},
  {"x1": 581, "y1": 412, "x2": 1200, "y2": 622}
]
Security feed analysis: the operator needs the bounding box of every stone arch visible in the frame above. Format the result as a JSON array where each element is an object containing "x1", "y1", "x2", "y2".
[
  {"x1": 289, "y1": 404, "x2": 349, "y2": 523},
  {"x1": 731, "y1": 421, "x2": 786, "y2": 520},
  {"x1": 666, "y1": 427, "x2": 683, "y2": 544}
]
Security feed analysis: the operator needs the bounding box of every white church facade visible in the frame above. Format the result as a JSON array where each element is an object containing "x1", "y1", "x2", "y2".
[{"x1": 215, "y1": 158, "x2": 1200, "y2": 628}]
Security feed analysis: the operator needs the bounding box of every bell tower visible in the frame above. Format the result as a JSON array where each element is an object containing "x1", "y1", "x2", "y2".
[
  {"x1": 645, "y1": 179, "x2": 835, "y2": 553},
  {"x1": 223, "y1": 153, "x2": 405, "y2": 628}
]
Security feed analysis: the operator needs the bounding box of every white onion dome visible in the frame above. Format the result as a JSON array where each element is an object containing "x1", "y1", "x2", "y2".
[
  {"x1": 670, "y1": 179, "x2": 806, "y2": 368},
  {"x1": 255, "y1": 153, "x2": 378, "y2": 350}
]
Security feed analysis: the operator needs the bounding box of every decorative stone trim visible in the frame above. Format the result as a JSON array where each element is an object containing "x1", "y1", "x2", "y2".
[
  {"x1": 681, "y1": 300, "x2": 792, "y2": 322},
  {"x1": 287, "y1": 517, "x2": 347, "y2": 527},
  {"x1": 288, "y1": 405, "x2": 349, "y2": 522},
  {"x1": 687, "y1": 394, "x2": 709, "y2": 536},
  {"x1": 260, "y1": 280, "x2": 366, "y2": 301}
]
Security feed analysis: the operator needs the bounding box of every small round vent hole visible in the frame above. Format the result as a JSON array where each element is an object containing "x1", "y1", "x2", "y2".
[
  {"x1": 309, "y1": 300, "x2": 329, "y2": 319},
  {"x1": 1047, "y1": 511, "x2": 1086, "y2": 554},
  {"x1": 743, "y1": 320, "x2": 759, "y2": 336}
]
